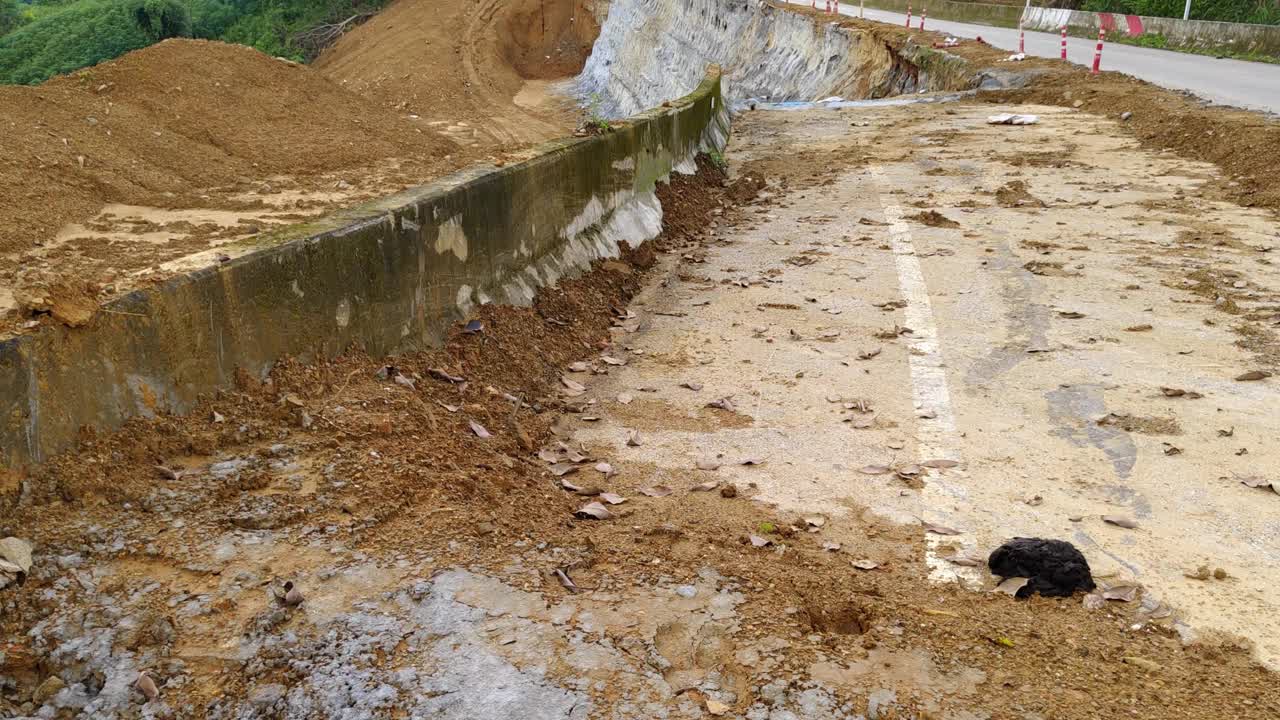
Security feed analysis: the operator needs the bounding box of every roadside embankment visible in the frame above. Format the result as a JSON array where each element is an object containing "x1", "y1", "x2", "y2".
[
  {"x1": 577, "y1": 0, "x2": 987, "y2": 118},
  {"x1": 0, "y1": 68, "x2": 730, "y2": 472}
]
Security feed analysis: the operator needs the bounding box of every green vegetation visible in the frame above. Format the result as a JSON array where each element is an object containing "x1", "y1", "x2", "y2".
[
  {"x1": 0, "y1": 0, "x2": 390, "y2": 85},
  {"x1": 1079, "y1": 0, "x2": 1280, "y2": 25}
]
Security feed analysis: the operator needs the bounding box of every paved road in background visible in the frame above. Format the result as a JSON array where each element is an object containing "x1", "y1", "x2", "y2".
[{"x1": 791, "y1": 2, "x2": 1280, "y2": 114}]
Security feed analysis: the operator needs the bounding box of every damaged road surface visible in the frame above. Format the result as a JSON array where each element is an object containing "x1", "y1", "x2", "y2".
[{"x1": 4, "y1": 104, "x2": 1280, "y2": 719}]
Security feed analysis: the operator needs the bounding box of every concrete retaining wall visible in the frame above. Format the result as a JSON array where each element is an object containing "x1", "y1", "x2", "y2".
[
  {"x1": 0, "y1": 69, "x2": 731, "y2": 472},
  {"x1": 855, "y1": 0, "x2": 1280, "y2": 57},
  {"x1": 578, "y1": 0, "x2": 983, "y2": 118}
]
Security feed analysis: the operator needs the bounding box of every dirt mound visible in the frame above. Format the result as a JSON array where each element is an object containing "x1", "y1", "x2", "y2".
[
  {"x1": 909, "y1": 209, "x2": 961, "y2": 228},
  {"x1": 314, "y1": 0, "x2": 597, "y2": 147},
  {"x1": 0, "y1": 39, "x2": 456, "y2": 257},
  {"x1": 995, "y1": 179, "x2": 1047, "y2": 208}
]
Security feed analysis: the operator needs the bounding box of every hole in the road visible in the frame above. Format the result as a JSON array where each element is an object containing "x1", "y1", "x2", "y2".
[{"x1": 801, "y1": 598, "x2": 875, "y2": 636}]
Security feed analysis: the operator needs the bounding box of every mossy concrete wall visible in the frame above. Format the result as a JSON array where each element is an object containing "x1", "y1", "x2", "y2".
[{"x1": 0, "y1": 69, "x2": 730, "y2": 472}]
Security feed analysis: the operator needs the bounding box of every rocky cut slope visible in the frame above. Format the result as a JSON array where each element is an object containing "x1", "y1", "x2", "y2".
[{"x1": 576, "y1": 0, "x2": 975, "y2": 117}]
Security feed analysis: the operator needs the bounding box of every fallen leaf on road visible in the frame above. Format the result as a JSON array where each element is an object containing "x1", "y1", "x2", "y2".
[
  {"x1": 595, "y1": 462, "x2": 614, "y2": 475},
  {"x1": 680, "y1": 381, "x2": 704, "y2": 391},
  {"x1": 749, "y1": 535, "x2": 772, "y2": 547},
  {"x1": 560, "y1": 478, "x2": 582, "y2": 492},
  {"x1": 994, "y1": 577, "x2": 1029, "y2": 596},
  {"x1": 1102, "y1": 583, "x2": 1140, "y2": 602},
  {"x1": 601, "y1": 355, "x2": 626, "y2": 366},
  {"x1": 924, "y1": 522, "x2": 963, "y2": 536},
  {"x1": 568, "y1": 361, "x2": 590, "y2": 373},
  {"x1": 599, "y1": 492, "x2": 627, "y2": 505},
  {"x1": 696, "y1": 458, "x2": 722, "y2": 471},
  {"x1": 1103, "y1": 515, "x2": 1138, "y2": 529},
  {"x1": 554, "y1": 568, "x2": 578, "y2": 594},
  {"x1": 852, "y1": 559, "x2": 880, "y2": 571},
  {"x1": 617, "y1": 393, "x2": 634, "y2": 405},
  {"x1": 469, "y1": 421, "x2": 491, "y2": 438},
  {"x1": 707, "y1": 397, "x2": 737, "y2": 411},
  {"x1": 626, "y1": 431, "x2": 643, "y2": 447},
  {"x1": 922, "y1": 458, "x2": 959, "y2": 469},
  {"x1": 429, "y1": 368, "x2": 465, "y2": 384},
  {"x1": 561, "y1": 377, "x2": 586, "y2": 395},
  {"x1": 549, "y1": 463, "x2": 581, "y2": 477},
  {"x1": 640, "y1": 485, "x2": 674, "y2": 497},
  {"x1": 859, "y1": 465, "x2": 891, "y2": 475},
  {"x1": 1235, "y1": 370, "x2": 1272, "y2": 381},
  {"x1": 575, "y1": 502, "x2": 612, "y2": 520},
  {"x1": 1124, "y1": 324, "x2": 1153, "y2": 332},
  {"x1": 691, "y1": 481, "x2": 720, "y2": 492}
]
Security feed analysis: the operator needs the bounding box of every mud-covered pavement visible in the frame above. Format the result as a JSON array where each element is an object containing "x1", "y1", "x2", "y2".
[{"x1": 4, "y1": 100, "x2": 1280, "y2": 720}]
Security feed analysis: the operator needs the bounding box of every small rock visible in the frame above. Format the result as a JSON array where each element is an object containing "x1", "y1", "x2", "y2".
[
  {"x1": 32, "y1": 676, "x2": 65, "y2": 706},
  {"x1": 719, "y1": 483, "x2": 738, "y2": 498},
  {"x1": 249, "y1": 683, "x2": 287, "y2": 707},
  {"x1": 675, "y1": 585, "x2": 697, "y2": 598},
  {"x1": 1119, "y1": 111, "x2": 1132, "y2": 121}
]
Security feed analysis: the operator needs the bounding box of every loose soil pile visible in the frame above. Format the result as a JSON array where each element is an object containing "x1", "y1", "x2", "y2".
[
  {"x1": 0, "y1": 39, "x2": 457, "y2": 258},
  {"x1": 314, "y1": 0, "x2": 597, "y2": 146}
]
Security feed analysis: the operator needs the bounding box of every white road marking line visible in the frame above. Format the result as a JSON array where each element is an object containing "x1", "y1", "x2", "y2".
[{"x1": 867, "y1": 164, "x2": 978, "y2": 584}]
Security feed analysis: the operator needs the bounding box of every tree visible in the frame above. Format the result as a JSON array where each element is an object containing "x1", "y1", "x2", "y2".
[
  {"x1": 0, "y1": 0, "x2": 191, "y2": 84},
  {"x1": 0, "y1": 0, "x2": 24, "y2": 37}
]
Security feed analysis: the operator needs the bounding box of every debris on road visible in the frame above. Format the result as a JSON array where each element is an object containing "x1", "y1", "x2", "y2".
[
  {"x1": 987, "y1": 112, "x2": 1037, "y2": 124},
  {"x1": 988, "y1": 538, "x2": 1096, "y2": 599}
]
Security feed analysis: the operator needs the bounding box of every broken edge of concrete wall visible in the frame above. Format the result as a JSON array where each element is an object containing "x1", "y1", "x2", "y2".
[{"x1": 0, "y1": 67, "x2": 731, "y2": 474}]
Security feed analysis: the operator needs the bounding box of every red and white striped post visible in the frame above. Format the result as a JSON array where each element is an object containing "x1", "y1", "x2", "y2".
[
  {"x1": 834, "y1": 0, "x2": 840, "y2": 14},
  {"x1": 906, "y1": 4, "x2": 912, "y2": 28},
  {"x1": 1018, "y1": 22, "x2": 1025, "y2": 54},
  {"x1": 1060, "y1": 25, "x2": 1068, "y2": 60},
  {"x1": 920, "y1": 8, "x2": 927, "y2": 30},
  {"x1": 1091, "y1": 28, "x2": 1105, "y2": 73},
  {"x1": 824, "y1": 0, "x2": 830, "y2": 12},
  {"x1": 860, "y1": 0, "x2": 864, "y2": 18}
]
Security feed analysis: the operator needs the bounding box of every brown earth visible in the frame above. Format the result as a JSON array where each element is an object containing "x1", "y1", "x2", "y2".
[
  {"x1": 314, "y1": 0, "x2": 598, "y2": 146},
  {"x1": 3, "y1": 156, "x2": 1277, "y2": 719},
  {"x1": 0, "y1": 39, "x2": 457, "y2": 258}
]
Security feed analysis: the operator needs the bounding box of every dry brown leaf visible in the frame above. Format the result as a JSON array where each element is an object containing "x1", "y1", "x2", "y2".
[
  {"x1": 599, "y1": 492, "x2": 627, "y2": 505},
  {"x1": 625, "y1": 431, "x2": 643, "y2": 447},
  {"x1": 640, "y1": 485, "x2": 674, "y2": 497},
  {"x1": 468, "y1": 421, "x2": 491, "y2": 439},
  {"x1": 852, "y1": 559, "x2": 880, "y2": 571},
  {"x1": 994, "y1": 577, "x2": 1029, "y2": 596},
  {"x1": 1235, "y1": 370, "x2": 1272, "y2": 381},
  {"x1": 549, "y1": 463, "x2": 581, "y2": 477},
  {"x1": 1102, "y1": 583, "x2": 1140, "y2": 602},
  {"x1": 574, "y1": 502, "x2": 612, "y2": 520},
  {"x1": 748, "y1": 535, "x2": 772, "y2": 547},
  {"x1": 1102, "y1": 515, "x2": 1138, "y2": 529},
  {"x1": 617, "y1": 393, "x2": 634, "y2": 405},
  {"x1": 924, "y1": 522, "x2": 963, "y2": 536},
  {"x1": 691, "y1": 481, "x2": 720, "y2": 492},
  {"x1": 680, "y1": 381, "x2": 704, "y2": 391},
  {"x1": 696, "y1": 458, "x2": 722, "y2": 471},
  {"x1": 859, "y1": 464, "x2": 891, "y2": 475},
  {"x1": 922, "y1": 458, "x2": 959, "y2": 469}
]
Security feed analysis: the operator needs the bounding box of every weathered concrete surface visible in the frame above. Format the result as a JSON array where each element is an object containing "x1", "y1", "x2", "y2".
[
  {"x1": 577, "y1": 0, "x2": 980, "y2": 118},
  {"x1": 567, "y1": 99, "x2": 1280, "y2": 668},
  {"x1": 0, "y1": 70, "x2": 730, "y2": 472}
]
